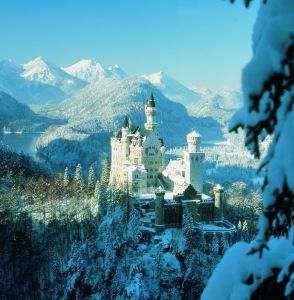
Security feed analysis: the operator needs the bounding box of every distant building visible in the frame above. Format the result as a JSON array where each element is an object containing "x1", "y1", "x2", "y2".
[{"x1": 110, "y1": 94, "x2": 235, "y2": 234}]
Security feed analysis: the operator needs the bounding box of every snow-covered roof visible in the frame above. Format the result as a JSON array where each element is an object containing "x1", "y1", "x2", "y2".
[
  {"x1": 187, "y1": 129, "x2": 201, "y2": 138},
  {"x1": 201, "y1": 193, "x2": 213, "y2": 203},
  {"x1": 139, "y1": 193, "x2": 154, "y2": 200},
  {"x1": 124, "y1": 164, "x2": 147, "y2": 174},
  {"x1": 182, "y1": 199, "x2": 200, "y2": 204},
  {"x1": 165, "y1": 158, "x2": 183, "y2": 171},
  {"x1": 196, "y1": 221, "x2": 236, "y2": 233}
]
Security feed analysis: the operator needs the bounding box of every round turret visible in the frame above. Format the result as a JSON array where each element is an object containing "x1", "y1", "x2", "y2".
[
  {"x1": 145, "y1": 93, "x2": 158, "y2": 131},
  {"x1": 187, "y1": 129, "x2": 201, "y2": 152},
  {"x1": 213, "y1": 184, "x2": 224, "y2": 222},
  {"x1": 155, "y1": 187, "x2": 165, "y2": 233}
]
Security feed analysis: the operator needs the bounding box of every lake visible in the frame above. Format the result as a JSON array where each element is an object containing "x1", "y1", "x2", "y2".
[{"x1": 0, "y1": 132, "x2": 42, "y2": 160}]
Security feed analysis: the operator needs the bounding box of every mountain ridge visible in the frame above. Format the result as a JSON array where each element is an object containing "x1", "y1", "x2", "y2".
[
  {"x1": 21, "y1": 57, "x2": 87, "y2": 95},
  {"x1": 62, "y1": 59, "x2": 126, "y2": 83},
  {"x1": 0, "y1": 91, "x2": 62, "y2": 132}
]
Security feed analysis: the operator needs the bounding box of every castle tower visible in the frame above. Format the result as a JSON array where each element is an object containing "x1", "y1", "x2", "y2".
[
  {"x1": 144, "y1": 93, "x2": 158, "y2": 131},
  {"x1": 213, "y1": 184, "x2": 224, "y2": 222},
  {"x1": 184, "y1": 129, "x2": 205, "y2": 193},
  {"x1": 121, "y1": 115, "x2": 131, "y2": 160},
  {"x1": 155, "y1": 187, "x2": 165, "y2": 233}
]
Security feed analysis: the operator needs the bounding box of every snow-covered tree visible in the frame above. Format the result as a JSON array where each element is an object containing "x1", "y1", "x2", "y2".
[
  {"x1": 87, "y1": 165, "x2": 95, "y2": 194},
  {"x1": 97, "y1": 158, "x2": 111, "y2": 221},
  {"x1": 183, "y1": 211, "x2": 196, "y2": 250},
  {"x1": 203, "y1": 1, "x2": 294, "y2": 299},
  {"x1": 63, "y1": 167, "x2": 69, "y2": 187},
  {"x1": 74, "y1": 163, "x2": 84, "y2": 192},
  {"x1": 225, "y1": 181, "x2": 261, "y2": 227},
  {"x1": 94, "y1": 179, "x2": 100, "y2": 199},
  {"x1": 126, "y1": 208, "x2": 141, "y2": 246},
  {"x1": 210, "y1": 234, "x2": 219, "y2": 257}
]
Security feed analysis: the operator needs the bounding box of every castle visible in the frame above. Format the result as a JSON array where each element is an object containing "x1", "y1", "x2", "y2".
[{"x1": 110, "y1": 94, "x2": 235, "y2": 234}]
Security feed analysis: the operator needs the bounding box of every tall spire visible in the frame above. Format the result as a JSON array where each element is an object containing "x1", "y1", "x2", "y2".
[
  {"x1": 146, "y1": 93, "x2": 156, "y2": 108},
  {"x1": 123, "y1": 115, "x2": 129, "y2": 128}
]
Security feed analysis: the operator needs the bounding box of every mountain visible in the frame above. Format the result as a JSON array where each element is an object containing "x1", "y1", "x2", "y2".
[
  {"x1": 36, "y1": 77, "x2": 223, "y2": 167},
  {"x1": 142, "y1": 71, "x2": 201, "y2": 107},
  {"x1": 107, "y1": 64, "x2": 127, "y2": 79},
  {"x1": 189, "y1": 85, "x2": 214, "y2": 99},
  {"x1": 40, "y1": 76, "x2": 222, "y2": 143},
  {"x1": 0, "y1": 91, "x2": 61, "y2": 132},
  {"x1": 188, "y1": 87, "x2": 243, "y2": 125},
  {"x1": 22, "y1": 57, "x2": 87, "y2": 95},
  {"x1": 0, "y1": 59, "x2": 66, "y2": 105},
  {"x1": 142, "y1": 71, "x2": 243, "y2": 125},
  {"x1": 62, "y1": 59, "x2": 126, "y2": 83}
]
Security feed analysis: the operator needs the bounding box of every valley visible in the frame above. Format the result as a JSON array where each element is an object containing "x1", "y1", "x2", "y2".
[
  {"x1": 0, "y1": 57, "x2": 249, "y2": 177},
  {"x1": 0, "y1": 55, "x2": 263, "y2": 300}
]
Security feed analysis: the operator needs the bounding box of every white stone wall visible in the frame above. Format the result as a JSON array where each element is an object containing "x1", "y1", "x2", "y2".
[{"x1": 184, "y1": 151, "x2": 205, "y2": 193}]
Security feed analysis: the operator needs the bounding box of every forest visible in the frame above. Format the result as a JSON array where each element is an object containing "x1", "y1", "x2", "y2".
[{"x1": 0, "y1": 146, "x2": 261, "y2": 299}]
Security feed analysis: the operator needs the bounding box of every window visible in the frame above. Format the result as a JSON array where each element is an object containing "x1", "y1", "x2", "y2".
[{"x1": 135, "y1": 174, "x2": 139, "y2": 179}]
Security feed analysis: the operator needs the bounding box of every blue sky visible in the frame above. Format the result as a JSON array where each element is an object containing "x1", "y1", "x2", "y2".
[{"x1": 0, "y1": 0, "x2": 259, "y2": 89}]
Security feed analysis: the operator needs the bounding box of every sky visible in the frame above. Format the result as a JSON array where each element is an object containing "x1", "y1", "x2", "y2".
[{"x1": 0, "y1": 0, "x2": 259, "y2": 90}]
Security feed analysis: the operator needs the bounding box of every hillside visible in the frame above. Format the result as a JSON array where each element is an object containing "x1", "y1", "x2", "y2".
[
  {"x1": 188, "y1": 87, "x2": 243, "y2": 125},
  {"x1": 0, "y1": 59, "x2": 65, "y2": 105},
  {"x1": 0, "y1": 91, "x2": 62, "y2": 132},
  {"x1": 143, "y1": 71, "x2": 201, "y2": 107},
  {"x1": 36, "y1": 76, "x2": 223, "y2": 168},
  {"x1": 142, "y1": 72, "x2": 242, "y2": 126}
]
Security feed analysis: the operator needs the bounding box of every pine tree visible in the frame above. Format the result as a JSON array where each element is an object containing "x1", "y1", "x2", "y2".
[
  {"x1": 210, "y1": 234, "x2": 219, "y2": 257},
  {"x1": 87, "y1": 165, "x2": 95, "y2": 194},
  {"x1": 97, "y1": 158, "x2": 111, "y2": 221},
  {"x1": 100, "y1": 157, "x2": 110, "y2": 187},
  {"x1": 94, "y1": 179, "x2": 100, "y2": 199},
  {"x1": 183, "y1": 211, "x2": 195, "y2": 250},
  {"x1": 63, "y1": 167, "x2": 69, "y2": 187},
  {"x1": 127, "y1": 208, "x2": 141, "y2": 246},
  {"x1": 74, "y1": 163, "x2": 84, "y2": 192}
]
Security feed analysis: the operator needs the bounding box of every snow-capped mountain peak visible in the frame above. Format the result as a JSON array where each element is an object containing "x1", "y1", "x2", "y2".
[
  {"x1": 21, "y1": 56, "x2": 58, "y2": 83},
  {"x1": 143, "y1": 71, "x2": 168, "y2": 86},
  {"x1": 62, "y1": 59, "x2": 108, "y2": 83},
  {"x1": 21, "y1": 57, "x2": 86, "y2": 95},
  {"x1": 143, "y1": 71, "x2": 201, "y2": 106},
  {"x1": 62, "y1": 59, "x2": 126, "y2": 83}
]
